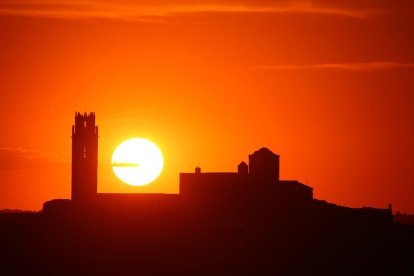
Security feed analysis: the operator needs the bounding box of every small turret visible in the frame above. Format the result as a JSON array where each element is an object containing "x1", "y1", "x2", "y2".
[{"x1": 238, "y1": 162, "x2": 248, "y2": 175}]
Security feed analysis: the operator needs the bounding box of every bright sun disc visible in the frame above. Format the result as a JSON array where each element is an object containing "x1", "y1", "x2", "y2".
[{"x1": 112, "y1": 138, "x2": 164, "y2": 186}]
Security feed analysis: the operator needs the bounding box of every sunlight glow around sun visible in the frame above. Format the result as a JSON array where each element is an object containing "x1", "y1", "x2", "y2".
[{"x1": 112, "y1": 138, "x2": 164, "y2": 186}]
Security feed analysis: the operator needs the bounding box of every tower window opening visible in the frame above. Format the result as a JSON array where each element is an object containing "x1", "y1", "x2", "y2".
[
  {"x1": 84, "y1": 121, "x2": 87, "y2": 128},
  {"x1": 83, "y1": 147, "x2": 87, "y2": 158}
]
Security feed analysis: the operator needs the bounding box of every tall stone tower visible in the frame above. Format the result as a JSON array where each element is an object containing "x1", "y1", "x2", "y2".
[{"x1": 71, "y1": 112, "x2": 98, "y2": 204}]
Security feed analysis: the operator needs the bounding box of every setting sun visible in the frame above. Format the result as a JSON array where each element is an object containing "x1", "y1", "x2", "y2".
[{"x1": 112, "y1": 138, "x2": 164, "y2": 186}]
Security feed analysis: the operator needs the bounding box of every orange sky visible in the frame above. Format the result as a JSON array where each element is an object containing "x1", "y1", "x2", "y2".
[{"x1": 0, "y1": 0, "x2": 413, "y2": 212}]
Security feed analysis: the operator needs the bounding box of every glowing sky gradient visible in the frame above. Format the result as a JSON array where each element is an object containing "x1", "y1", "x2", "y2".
[{"x1": 0, "y1": 0, "x2": 413, "y2": 212}]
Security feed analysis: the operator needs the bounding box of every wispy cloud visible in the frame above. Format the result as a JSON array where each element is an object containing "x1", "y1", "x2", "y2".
[
  {"x1": 254, "y1": 62, "x2": 414, "y2": 72},
  {"x1": 0, "y1": 147, "x2": 68, "y2": 163},
  {"x1": 112, "y1": 162, "x2": 140, "y2": 167},
  {"x1": 0, "y1": 0, "x2": 375, "y2": 20}
]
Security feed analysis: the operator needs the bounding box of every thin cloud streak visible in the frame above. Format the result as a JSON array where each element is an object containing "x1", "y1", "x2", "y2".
[
  {"x1": 254, "y1": 62, "x2": 414, "y2": 72},
  {"x1": 112, "y1": 162, "x2": 140, "y2": 167},
  {"x1": 0, "y1": 147, "x2": 68, "y2": 163},
  {"x1": 0, "y1": 1, "x2": 375, "y2": 20}
]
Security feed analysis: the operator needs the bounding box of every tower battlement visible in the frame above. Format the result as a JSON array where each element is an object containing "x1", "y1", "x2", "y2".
[{"x1": 72, "y1": 112, "x2": 98, "y2": 136}]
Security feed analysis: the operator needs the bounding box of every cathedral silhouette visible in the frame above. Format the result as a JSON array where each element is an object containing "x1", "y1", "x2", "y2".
[
  {"x1": 43, "y1": 112, "x2": 393, "y2": 226},
  {"x1": 7, "y1": 112, "x2": 406, "y2": 275}
]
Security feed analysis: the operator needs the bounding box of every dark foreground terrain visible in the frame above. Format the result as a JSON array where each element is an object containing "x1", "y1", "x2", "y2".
[{"x1": 1, "y1": 201, "x2": 413, "y2": 275}]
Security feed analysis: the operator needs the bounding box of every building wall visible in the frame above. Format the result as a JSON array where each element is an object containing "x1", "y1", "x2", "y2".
[{"x1": 180, "y1": 172, "x2": 246, "y2": 197}]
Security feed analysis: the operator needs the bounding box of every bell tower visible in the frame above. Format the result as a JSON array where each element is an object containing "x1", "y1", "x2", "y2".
[{"x1": 71, "y1": 112, "x2": 98, "y2": 204}]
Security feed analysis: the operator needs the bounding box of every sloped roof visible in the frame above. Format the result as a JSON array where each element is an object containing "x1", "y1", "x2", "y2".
[{"x1": 279, "y1": 180, "x2": 313, "y2": 190}]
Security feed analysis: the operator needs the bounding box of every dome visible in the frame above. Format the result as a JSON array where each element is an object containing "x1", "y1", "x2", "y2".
[{"x1": 252, "y1": 147, "x2": 278, "y2": 157}]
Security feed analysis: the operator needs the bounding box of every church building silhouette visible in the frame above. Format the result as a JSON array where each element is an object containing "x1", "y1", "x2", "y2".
[{"x1": 43, "y1": 112, "x2": 392, "y2": 226}]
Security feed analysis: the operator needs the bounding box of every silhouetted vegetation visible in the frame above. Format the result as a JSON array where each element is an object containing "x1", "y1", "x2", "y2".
[
  {"x1": 394, "y1": 212, "x2": 414, "y2": 225},
  {"x1": 0, "y1": 209, "x2": 37, "y2": 213},
  {"x1": 1, "y1": 204, "x2": 413, "y2": 275}
]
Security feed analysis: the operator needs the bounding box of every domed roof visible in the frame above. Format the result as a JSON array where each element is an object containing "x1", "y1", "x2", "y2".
[{"x1": 252, "y1": 147, "x2": 278, "y2": 157}]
